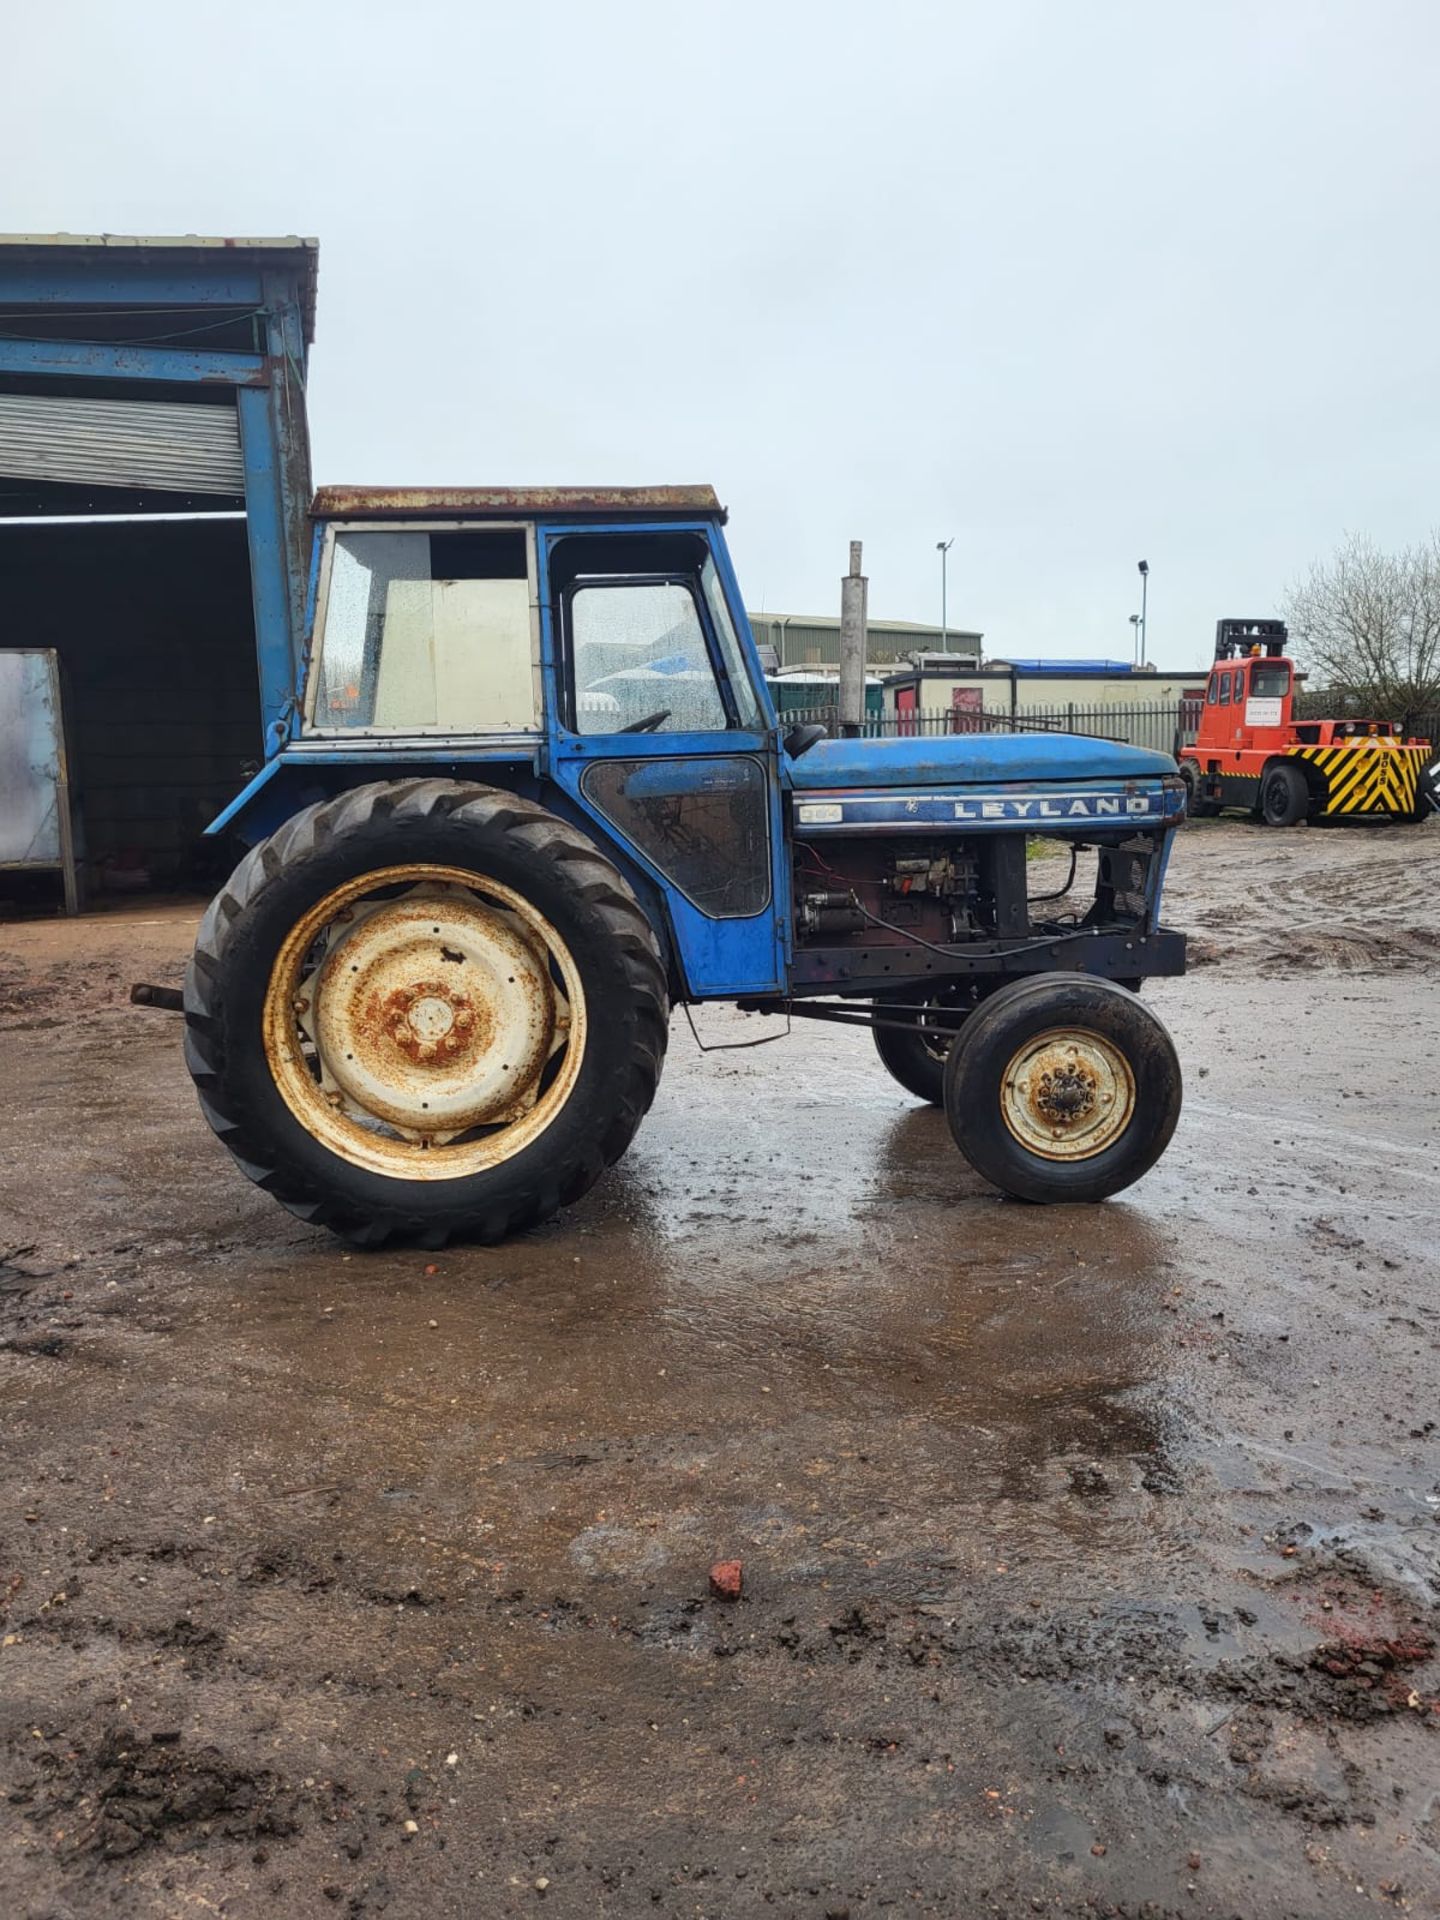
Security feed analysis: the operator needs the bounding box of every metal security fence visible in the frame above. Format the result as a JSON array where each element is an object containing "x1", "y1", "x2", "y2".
[
  {"x1": 784, "y1": 702, "x2": 1188, "y2": 757},
  {"x1": 1012, "y1": 702, "x2": 1185, "y2": 755}
]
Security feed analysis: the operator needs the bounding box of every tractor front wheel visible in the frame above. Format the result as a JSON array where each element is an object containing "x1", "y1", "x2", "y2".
[
  {"x1": 183, "y1": 779, "x2": 669, "y2": 1246},
  {"x1": 1260, "y1": 762, "x2": 1309, "y2": 827},
  {"x1": 942, "y1": 973, "x2": 1181, "y2": 1203}
]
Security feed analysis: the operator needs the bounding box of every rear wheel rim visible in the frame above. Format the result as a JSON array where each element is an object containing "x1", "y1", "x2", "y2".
[
  {"x1": 262, "y1": 864, "x2": 586, "y2": 1180},
  {"x1": 999, "y1": 1026, "x2": 1136, "y2": 1161}
]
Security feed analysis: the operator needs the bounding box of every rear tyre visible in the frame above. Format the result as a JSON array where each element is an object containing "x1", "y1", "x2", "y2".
[
  {"x1": 871, "y1": 991, "x2": 969, "y2": 1105},
  {"x1": 1260, "y1": 761, "x2": 1309, "y2": 827},
  {"x1": 942, "y1": 973, "x2": 1182, "y2": 1203},
  {"x1": 183, "y1": 779, "x2": 669, "y2": 1246}
]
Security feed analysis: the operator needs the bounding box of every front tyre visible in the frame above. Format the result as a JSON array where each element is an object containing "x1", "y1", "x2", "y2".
[
  {"x1": 942, "y1": 974, "x2": 1181, "y2": 1203},
  {"x1": 183, "y1": 780, "x2": 669, "y2": 1246}
]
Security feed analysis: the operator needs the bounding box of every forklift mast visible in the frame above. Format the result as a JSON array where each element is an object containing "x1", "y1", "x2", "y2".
[{"x1": 1214, "y1": 618, "x2": 1288, "y2": 662}]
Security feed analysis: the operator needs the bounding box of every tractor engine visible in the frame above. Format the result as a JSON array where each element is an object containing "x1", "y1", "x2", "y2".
[
  {"x1": 792, "y1": 831, "x2": 1163, "y2": 959},
  {"x1": 794, "y1": 838, "x2": 987, "y2": 946}
]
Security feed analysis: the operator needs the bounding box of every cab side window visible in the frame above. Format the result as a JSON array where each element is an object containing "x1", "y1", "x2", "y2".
[
  {"x1": 570, "y1": 581, "x2": 727, "y2": 734},
  {"x1": 1218, "y1": 671, "x2": 1232, "y2": 706},
  {"x1": 552, "y1": 531, "x2": 756, "y2": 736},
  {"x1": 1206, "y1": 673, "x2": 1220, "y2": 705}
]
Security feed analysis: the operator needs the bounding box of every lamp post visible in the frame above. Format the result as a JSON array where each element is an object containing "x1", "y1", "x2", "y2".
[
  {"x1": 1137, "y1": 559, "x2": 1149, "y2": 667},
  {"x1": 937, "y1": 538, "x2": 954, "y2": 655}
]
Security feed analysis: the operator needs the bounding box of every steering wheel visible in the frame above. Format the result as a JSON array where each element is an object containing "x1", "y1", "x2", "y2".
[{"x1": 619, "y1": 708, "x2": 672, "y2": 734}]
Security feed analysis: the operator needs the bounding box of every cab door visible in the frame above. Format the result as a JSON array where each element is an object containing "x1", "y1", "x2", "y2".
[{"x1": 537, "y1": 521, "x2": 787, "y2": 997}]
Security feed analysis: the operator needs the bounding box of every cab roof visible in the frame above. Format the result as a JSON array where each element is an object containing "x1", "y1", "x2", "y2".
[{"x1": 311, "y1": 485, "x2": 724, "y2": 521}]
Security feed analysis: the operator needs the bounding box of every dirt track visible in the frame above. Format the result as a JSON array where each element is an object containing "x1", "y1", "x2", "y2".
[{"x1": 2, "y1": 819, "x2": 1438, "y2": 1919}]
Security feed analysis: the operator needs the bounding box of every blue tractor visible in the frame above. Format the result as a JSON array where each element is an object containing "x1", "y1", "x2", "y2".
[{"x1": 186, "y1": 486, "x2": 1187, "y2": 1244}]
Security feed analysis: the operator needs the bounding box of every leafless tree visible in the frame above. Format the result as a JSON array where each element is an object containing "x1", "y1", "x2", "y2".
[{"x1": 1284, "y1": 531, "x2": 1440, "y2": 735}]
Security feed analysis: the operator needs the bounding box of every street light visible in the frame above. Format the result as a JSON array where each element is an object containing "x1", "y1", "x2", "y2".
[
  {"x1": 937, "y1": 538, "x2": 955, "y2": 655},
  {"x1": 1137, "y1": 559, "x2": 1150, "y2": 668},
  {"x1": 1129, "y1": 612, "x2": 1142, "y2": 667}
]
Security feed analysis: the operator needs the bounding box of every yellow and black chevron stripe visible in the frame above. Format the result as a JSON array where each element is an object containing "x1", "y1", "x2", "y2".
[{"x1": 1287, "y1": 741, "x2": 1430, "y2": 817}]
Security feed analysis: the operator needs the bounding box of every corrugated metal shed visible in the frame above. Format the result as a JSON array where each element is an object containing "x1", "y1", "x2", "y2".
[
  {"x1": 0, "y1": 232, "x2": 320, "y2": 342},
  {"x1": 0, "y1": 393, "x2": 243, "y2": 494}
]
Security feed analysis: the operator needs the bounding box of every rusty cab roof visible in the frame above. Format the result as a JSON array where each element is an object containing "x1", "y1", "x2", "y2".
[{"x1": 310, "y1": 485, "x2": 725, "y2": 523}]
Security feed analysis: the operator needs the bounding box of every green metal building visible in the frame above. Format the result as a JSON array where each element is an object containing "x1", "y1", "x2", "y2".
[{"x1": 748, "y1": 611, "x2": 982, "y2": 669}]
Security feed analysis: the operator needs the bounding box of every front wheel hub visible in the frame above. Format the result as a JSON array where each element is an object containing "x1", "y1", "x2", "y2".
[{"x1": 1000, "y1": 1027, "x2": 1136, "y2": 1161}]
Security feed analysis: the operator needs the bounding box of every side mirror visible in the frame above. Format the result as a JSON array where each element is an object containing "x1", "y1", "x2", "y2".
[{"x1": 784, "y1": 722, "x2": 828, "y2": 759}]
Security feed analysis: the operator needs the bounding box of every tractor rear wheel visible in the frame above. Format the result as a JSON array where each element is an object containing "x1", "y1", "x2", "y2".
[
  {"x1": 183, "y1": 779, "x2": 669, "y2": 1246},
  {"x1": 1260, "y1": 761, "x2": 1309, "y2": 827},
  {"x1": 871, "y1": 989, "x2": 972, "y2": 1105},
  {"x1": 942, "y1": 973, "x2": 1181, "y2": 1203}
]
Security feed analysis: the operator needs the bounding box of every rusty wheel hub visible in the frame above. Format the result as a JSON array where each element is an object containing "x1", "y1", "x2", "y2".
[
  {"x1": 264, "y1": 868, "x2": 585, "y2": 1178},
  {"x1": 306, "y1": 895, "x2": 560, "y2": 1139},
  {"x1": 999, "y1": 1027, "x2": 1136, "y2": 1162}
]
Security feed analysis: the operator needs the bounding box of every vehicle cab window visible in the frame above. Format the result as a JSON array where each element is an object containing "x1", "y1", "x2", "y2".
[
  {"x1": 307, "y1": 526, "x2": 536, "y2": 733},
  {"x1": 1206, "y1": 672, "x2": 1220, "y2": 705},
  {"x1": 553, "y1": 532, "x2": 762, "y2": 736},
  {"x1": 571, "y1": 579, "x2": 727, "y2": 733},
  {"x1": 1218, "y1": 670, "x2": 1232, "y2": 705}
]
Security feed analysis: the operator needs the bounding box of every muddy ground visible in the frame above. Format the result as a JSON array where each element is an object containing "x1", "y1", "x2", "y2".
[{"x1": 1, "y1": 819, "x2": 1438, "y2": 1919}]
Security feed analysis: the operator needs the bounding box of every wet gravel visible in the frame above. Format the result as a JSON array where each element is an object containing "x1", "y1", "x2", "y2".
[{"x1": 1, "y1": 820, "x2": 1438, "y2": 1918}]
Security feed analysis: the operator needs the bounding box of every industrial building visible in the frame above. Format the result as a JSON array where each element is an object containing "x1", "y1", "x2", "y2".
[
  {"x1": 0, "y1": 233, "x2": 316, "y2": 908},
  {"x1": 748, "y1": 610, "x2": 982, "y2": 669},
  {"x1": 880, "y1": 657, "x2": 1210, "y2": 716}
]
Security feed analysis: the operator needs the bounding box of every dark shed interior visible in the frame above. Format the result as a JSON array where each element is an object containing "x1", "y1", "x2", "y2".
[{"x1": 1, "y1": 517, "x2": 261, "y2": 889}]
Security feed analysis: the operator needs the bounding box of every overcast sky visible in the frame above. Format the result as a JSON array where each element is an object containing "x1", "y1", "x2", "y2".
[{"x1": 5, "y1": 0, "x2": 1437, "y2": 664}]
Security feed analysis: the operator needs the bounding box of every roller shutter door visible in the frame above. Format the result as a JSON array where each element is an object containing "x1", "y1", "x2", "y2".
[{"x1": 0, "y1": 392, "x2": 243, "y2": 494}]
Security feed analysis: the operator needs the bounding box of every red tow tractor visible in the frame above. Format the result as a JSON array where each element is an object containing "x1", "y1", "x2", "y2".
[{"x1": 1178, "y1": 619, "x2": 1437, "y2": 827}]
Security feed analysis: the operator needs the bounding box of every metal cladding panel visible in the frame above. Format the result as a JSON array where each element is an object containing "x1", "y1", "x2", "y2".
[
  {"x1": 0, "y1": 392, "x2": 243, "y2": 494},
  {"x1": 0, "y1": 649, "x2": 63, "y2": 866},
  {"x1": 0, "y1": 233, "x2": 319, "y2": 342}
]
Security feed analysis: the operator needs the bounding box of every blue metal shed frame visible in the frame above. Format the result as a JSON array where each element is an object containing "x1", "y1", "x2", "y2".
[{"x1": 0, "y1": 234, "x2": 318, "y2": 749}]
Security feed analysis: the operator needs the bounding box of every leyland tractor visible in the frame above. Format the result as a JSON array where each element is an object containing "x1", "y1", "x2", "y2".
[
  {"x1": 180, "y1": 487, "x2": 1188, "y2": 1245},
  {"x1": 1178, "y1": 618, "x2": 1437, "y2": 827}
]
